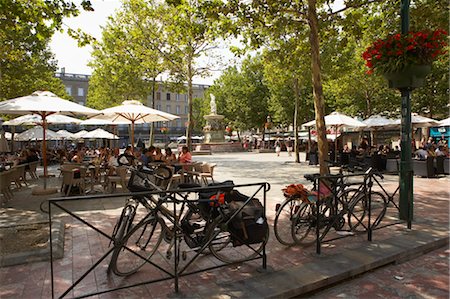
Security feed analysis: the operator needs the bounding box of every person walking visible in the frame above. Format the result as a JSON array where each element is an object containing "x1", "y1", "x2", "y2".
[
  {"x1": 286, "y1": 138, "x2": 293, "y2": 157},
  {"x1": 275, "y1": 139, "x2": 281, "y2": 157}
]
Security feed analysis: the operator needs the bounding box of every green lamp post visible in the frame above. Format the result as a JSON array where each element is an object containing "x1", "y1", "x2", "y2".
[{"x1": 399, "y1": 0, "x2": 413, "y2": 227}]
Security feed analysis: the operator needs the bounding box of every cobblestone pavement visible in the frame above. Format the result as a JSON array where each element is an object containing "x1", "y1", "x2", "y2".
[{"x1": 0, "y1": 152, "x2": 448, "y2": 298}]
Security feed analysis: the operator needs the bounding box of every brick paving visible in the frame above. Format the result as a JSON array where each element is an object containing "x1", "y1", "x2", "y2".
[{"x1": 0, "y1": 152, "x2": 449, "y2": 298}]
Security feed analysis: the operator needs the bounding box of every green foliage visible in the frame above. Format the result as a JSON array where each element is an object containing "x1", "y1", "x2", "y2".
[
  {"x1": 0, "y1": 0, "x2": 82, "y2": 101},
  {"x1": 207, "y1": 55, "x2": 270, "y2": 131}
]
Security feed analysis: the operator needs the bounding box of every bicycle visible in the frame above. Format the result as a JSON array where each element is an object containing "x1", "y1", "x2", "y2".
[
  {"x1": 274, "y1": 168, "x2": 387, "y2": 246},
  {"x1": 109, "y1": 182, "x2": 269, "y2": 276}
]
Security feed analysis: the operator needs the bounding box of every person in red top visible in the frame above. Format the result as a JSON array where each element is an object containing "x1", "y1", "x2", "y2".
[{"x1": 178, "y1": 146, "x2": 192, "y2": 163}]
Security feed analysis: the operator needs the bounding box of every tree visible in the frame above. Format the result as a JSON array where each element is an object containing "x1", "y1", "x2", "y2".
[
  {"x1": 0, "y1": 0, "x2": 86, "y2": 101},
  {"x1": 207, "y1": 55, "x2": 270, "y2": 135}
]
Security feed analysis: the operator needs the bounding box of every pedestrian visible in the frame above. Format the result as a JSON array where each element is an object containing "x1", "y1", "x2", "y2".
[
  {"x1": 286, "y1": 138, "x2": 293, "y2": 156},
  {"x1": 275, "y1": 139, "x2": 281, "y2": 157}
]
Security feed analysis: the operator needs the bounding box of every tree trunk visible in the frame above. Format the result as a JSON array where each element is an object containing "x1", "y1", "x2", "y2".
[
  {"x1": 293, "y1": 77, "x2": 300, "y2": 163},
  {"x1": 307, "y1": 0, "x2": 329, "y2": 175},
  {"x1": 186, "y1": 59, "x2": 193, "y2": 150}
]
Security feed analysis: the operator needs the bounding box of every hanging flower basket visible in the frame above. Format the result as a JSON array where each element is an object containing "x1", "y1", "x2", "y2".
[
  {"x1": 363, "y1": 29, "x2": 448, "y2": 89},
  {"x1": 383, "y1": 64, "x2": 432, "y2": 89}
]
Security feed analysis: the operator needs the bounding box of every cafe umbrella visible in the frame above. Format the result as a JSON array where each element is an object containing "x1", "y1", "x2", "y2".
[
  {"x1": 0, "y1": 91, "x2": 100, "y2": 193},
  {"x1": 84, "y1": 100, "x2": 179, "y2": 150},
  {"x1": 302, "y1": 111, "x2": 367, "y2": 162}
]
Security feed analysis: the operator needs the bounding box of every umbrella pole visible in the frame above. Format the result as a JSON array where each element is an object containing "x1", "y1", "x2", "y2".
[
  {"x1": 335, "y1": 125, "x2": 338, "y2": 163},
  {"x1": 131, "y1": 120, "x2": 135, "y2": 151}
]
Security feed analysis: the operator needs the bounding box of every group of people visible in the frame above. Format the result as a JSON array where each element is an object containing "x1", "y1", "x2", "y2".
[{"x1": 414, "y1": 136, "x2": 449, "y2": 160}]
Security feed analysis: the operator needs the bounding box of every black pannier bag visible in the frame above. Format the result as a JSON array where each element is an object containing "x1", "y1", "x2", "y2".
[
  {"x1": 128, "y1": 166, "x2": 172, "y2": 192},
  {"x1": 228, "y1": 197, "x2": 268, "y2": 246}
]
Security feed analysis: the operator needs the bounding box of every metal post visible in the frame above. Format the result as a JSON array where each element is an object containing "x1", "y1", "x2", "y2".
[{"x1": 398, "y1": 0, "x2": 413, "y2": 223}]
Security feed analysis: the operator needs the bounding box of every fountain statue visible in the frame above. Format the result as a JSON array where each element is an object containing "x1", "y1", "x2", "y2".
[{"x1": 203, "y1": 93, "x2": 225, "y2": 143}]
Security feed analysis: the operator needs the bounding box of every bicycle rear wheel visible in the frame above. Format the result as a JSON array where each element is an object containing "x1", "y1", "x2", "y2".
[
  {"x1": 347, "y1": 191, "x2": 387, "y2": 232},
  {"x1": 111, "y1": 216, "x2": 164, "y2": 276},
  {"x1": 290, "y1": 202, "x2": 317, "y2": 245},
  {"x1": 274, "y1": 197, "x2": 302, "y2": 246},
  {"x1": 207, "y1": 215, "x2": 268, "y2": 264}
]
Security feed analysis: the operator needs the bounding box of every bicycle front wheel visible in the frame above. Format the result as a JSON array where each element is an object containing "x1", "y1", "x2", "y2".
[
  {"x1": 111, "y1": 216, "x2": 164, "y2": 276},
  {"x1": 207, "y1": 216, "x2": 268, "y2": 264},
  {"x1": 274, "y1": 197, "x2": 303, "y2": 246}
]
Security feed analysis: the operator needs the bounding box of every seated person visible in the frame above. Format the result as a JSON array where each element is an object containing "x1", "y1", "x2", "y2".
[
  {"x1": 71, "y1": 150, "x2": 84, "y2": 163},
  {"x1": 414, "y1": 147, "x2": 427, "y2": 160},
  {"x1": 117, "y1": 146, "x2": 135, "y2": 166},
  {"x1": 153, "y1": 147, "x2": 164, "y2": 162},
  {"x1": 178, "y1": 146, "x2": 192, "y2": 164},
  {"x1": 163, "y1": 148, "x2": 177, "y2": 164},
  {"x1": 140, "y1": 148, "x2": 154, "y2": 166}
]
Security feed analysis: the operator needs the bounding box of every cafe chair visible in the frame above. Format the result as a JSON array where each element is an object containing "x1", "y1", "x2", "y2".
[
  {"x1": 105, "y1": 166, "x2": 128, "y2": 193},
  {"x1": 199, "y1": 163, "x2": 216, "y2": 185},
  {"x1": 61, "y1": 167, "x2": 87, "y2": 196},
  {"x1": 25, "y1": 161, "x2": 39, "y2": 180}
]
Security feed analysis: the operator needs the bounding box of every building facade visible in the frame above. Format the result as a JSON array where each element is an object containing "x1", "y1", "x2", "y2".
[{"x1": 55, "y1": 70, "x2": 209, "y2": 145}]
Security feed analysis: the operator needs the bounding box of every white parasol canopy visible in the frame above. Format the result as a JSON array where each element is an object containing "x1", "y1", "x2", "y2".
[
  {"x1": 16, "y1": 127, "x2": 60, "y2": 141},
  {"x1": 85, "y1": 100, "x2": 179, "y2": 149},
  {"x1": 56, "y1": 130, "x2": 77, "y2": 140},
  {"x1": 302, "y1": 111, "x2": 367, "y2": 128},
  {"x1": 393, "y1": 113, "x2": 439, "y2": 127},
  {"x1": 73, "y1": 130, "x2": 89, "y2": 139},
  {"x1": 0, "y1": 91, "x2": 100, "y2": 182},
  {"x1": 2, "y1": 113, "x2": 82, "y2": 126},
  {"x1": 363, "y1": 115, "x2": 398, "y2": 128},
  {"x1": 83, "y1": 128, "x2": 119, "y2": 140},
  {"x1": 438, "y1": 117, "x2": 450, "y2": 127}
]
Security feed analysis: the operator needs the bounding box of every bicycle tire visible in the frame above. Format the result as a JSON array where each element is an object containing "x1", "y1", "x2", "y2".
[
  {"x1": 347, "y1": 191, "x2": 387, "y2": 232},
  {"x1": 182, "y1": 207, "x2": 211, "y2": 254},
  {"x1": 274, "y1": 197, "x2": 302, "y2": 246},
  {"x1": 207, "y1": 215, "x2": 268, "y2": 264},
  {"x1": 290, "y1": 202, "x2": 317, "y2": 246},
  {"x1": 111, "y1": 216, "x2": 164, "y2": 276}
]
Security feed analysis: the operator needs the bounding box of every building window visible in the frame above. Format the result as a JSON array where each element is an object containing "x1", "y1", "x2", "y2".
[
  {"x1": 176, "y1": 94, "x2": 180, "y2": 101},
  {"x1": 156, "y1": 104, "x2": 161, "y2": 110},
  {"x1": 65, "y1": 86, "x2": 72, "y2": 96},
  {"x1": 176, "y1": 119, "x2": 181, "y2": 128},
  {"x1": 184, "y1": 94, "x2": 188, "y2": 102},
  {"x1": 176, "y1": 105, "x2": 180, "y2": 114},
  {"x1": 156, "y1": 92, "x2": 161, "y2": 101},
  {"x1": 166, "y1": 105, "x2": 171, "y2": 113},
  {"x1": 77, "y1": 87, "x2": 84, "y2": 96},
  {"x1": 184, "y1": 106, "x2": 189, "y2": 114},
  {"x1": 166, "y1": 93, "x2": 171, "y2": 101}
]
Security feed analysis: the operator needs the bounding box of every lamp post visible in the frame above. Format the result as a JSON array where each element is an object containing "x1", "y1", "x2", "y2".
[
  {"x1": 399, "y1": 0, "x2": 413, "y2": 227},
  {"x1": 265, "y1": 115, "x2": 272, "y2": 149}
]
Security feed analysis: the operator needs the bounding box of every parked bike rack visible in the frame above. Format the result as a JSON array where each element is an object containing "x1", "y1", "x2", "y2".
[{"x1": 47, "y1": 182, "x2": 269, "y2": 298}]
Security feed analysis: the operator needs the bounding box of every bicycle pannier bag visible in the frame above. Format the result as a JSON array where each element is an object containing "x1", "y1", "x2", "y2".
[{"x1": 228, "y1": 198, "x2": 268, "y2": 246}]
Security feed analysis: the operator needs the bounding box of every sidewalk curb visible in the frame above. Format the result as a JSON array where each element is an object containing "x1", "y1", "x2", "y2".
[{"x1": 195, "y1": 229, "x2": 449, "y2": 299}]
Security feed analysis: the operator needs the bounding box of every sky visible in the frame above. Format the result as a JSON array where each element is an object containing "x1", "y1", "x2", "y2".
[{"x1": 50, "y1": 0, "x2": 227, "y2": 86}]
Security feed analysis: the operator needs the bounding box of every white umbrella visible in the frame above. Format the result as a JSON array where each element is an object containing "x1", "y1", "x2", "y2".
[
  {"x1": 393, "y1": 113, "x2": 439, "y2": 127},
  {"x1": 363, "y1": 115, "x2": 398, "y2": 128},
  {"x1": 73, "y1": 130, "x2": 89, "y2": 139},
  {"x1": 302, "y1": 111, "x2": 367, "y2": 128},
  {"x1": 438, "y1": 117, "x2": 450, "y2": 127},
  {"x1": 83, "y1": 128, "x2": 119, "y2": 140},
  {"x1": 0, "y1": 131, "x2": 9, "y2": 152},
  {"x1": 16, "y1": 127, "x2": 60, "y2": 141},
  {"x1": 56, "y1": 130, "x2": 77, "y2": 140},
  {"x1": 0, "y1": 91, "x2": 100, "y2": 182},
  {"x1": 2, "y1": 114, "x2": 82, "y2": 126},
  {"x1": 363, "y1": 115, "x2": 399, "y2": 146},
  {"x1": 85, "y1": 100, "x2": 179, "y2": 150},
  {"x1": 302, "y1": 112, "x2": 366, "y2": 162}
]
